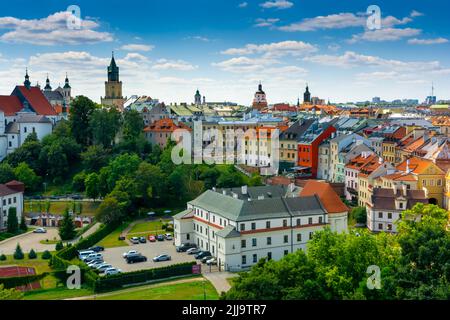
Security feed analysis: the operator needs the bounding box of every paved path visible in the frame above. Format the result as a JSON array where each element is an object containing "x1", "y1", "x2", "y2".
[
  {"x1": 0, "y1": 228, "x2": 60, "y2": 255},
  {"x1": 66, "y1": 276, "x2": 203, "y2": 300},
  {"x1": 70, "y1": 222, "x2": 102, "y2": 244},
  {"x1": 202, "y1": 270, "x2": 238, "y2": 294}
]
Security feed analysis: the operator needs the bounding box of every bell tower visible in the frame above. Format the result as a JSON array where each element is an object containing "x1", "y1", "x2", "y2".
[{"x1": 101, "y1": 52, "x2": 125, "y2": 110}]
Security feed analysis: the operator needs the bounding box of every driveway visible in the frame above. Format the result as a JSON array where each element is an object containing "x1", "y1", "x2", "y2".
[
  {"x1": 0, "y1": 228, "x2": 60, "y2": 255},
  {"x1": 202, "y1": 270, "x2": 238, "y2": 294},
  {"x1": 97, "y1": 240, "x2": 196, "y2": 272}
]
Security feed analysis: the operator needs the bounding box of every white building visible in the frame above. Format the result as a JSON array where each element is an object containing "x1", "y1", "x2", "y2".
[
  {"x1": 174, "y1": 185, "x2": 348, "y2": 271},
  {"x1": 0, "y1": 181, "x2": 25, "y2": 230}
]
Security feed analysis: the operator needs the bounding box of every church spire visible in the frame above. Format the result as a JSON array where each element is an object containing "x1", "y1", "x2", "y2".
[
  {"x1": 24, "y1": 68, "x2": 31, "y2": 89},
  {"x1": 303, "y1": 83, "x2": 311, "y2": 104},
  {"x1": 44, "y1": 73, "x2": 52, "y2": 91},
  {"x1": 64, "y1": 72, "x2": 71, "y2": 89},
  {"x1": 108, "y1": 51, "x2": 119, "y2": 82}
]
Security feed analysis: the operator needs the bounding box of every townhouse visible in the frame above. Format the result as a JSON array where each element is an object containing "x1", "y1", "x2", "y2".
[
  {"x1": 279, "y1": 119, "x2": 314, "y2": 172},
  {"x1": 344, "y1": 151, "x2": 375, "y2": 202},
  {"x1": 0, "y1": 181, "x2": 25, "y2": 230}
]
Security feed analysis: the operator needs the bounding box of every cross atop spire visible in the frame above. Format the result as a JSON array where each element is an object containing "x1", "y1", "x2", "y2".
[{"x1": 24, "y1": 68, "x2": 31, "y2": 89}]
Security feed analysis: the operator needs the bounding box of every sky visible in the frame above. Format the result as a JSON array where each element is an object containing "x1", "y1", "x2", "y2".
[{"x1": 0, "y1": 0, "x2": 449, "y2": 105}]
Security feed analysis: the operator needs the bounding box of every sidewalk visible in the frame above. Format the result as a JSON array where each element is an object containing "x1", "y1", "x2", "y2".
[{"x1": 202, "y1": 270, "x2": 238, "y2": 294}]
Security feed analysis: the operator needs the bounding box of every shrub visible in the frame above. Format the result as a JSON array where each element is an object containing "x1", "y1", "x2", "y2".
[
  {"x1": 42, "y1": 250, "x2": 52, "y2": 260},
  {"x1": 13, "y1": 244, "x2": 24, "y2": 260},
  {"x1": 28, "y1": 249, "x2": 37, "y2": 259},
  {"x1": 0, "y1": 254, "x2": 6, "y2": 261},
  {"x1": 55, "y1": 241, "x2": 64, "y2": 251},
  {"x1": 352, "y1": 207, "x2": 367, "y2": 224}
]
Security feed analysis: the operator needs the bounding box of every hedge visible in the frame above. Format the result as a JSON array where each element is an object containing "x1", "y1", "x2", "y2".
[
  {"x1": 93, "y1": 262, "x2": 196, "y2": 293},
  {"x1": 0, "y1": 273, "x2": 48, "y2": 289},
  {"x1": 75, "y1": 222, "x2": 120, "y2": 250}
]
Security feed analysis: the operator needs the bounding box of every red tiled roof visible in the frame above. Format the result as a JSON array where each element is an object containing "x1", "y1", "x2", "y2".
[
  {"x1": 0, "y1": 180, "x2": 24, "y2": 196},
  {"x1": 300, "y1": 180, "x2": 349, "y2": 214},
  {"x1": 0, "y1": 95, "x2": 22, "y2": 116},
  {"x1": 144, "y1": 118, "x2": 191, "y2": 133},
  {"x1": 16, "y1": 86, "x2": 57, "y2": 115}
]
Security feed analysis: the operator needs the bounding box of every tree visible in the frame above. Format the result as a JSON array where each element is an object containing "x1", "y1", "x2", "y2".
[
  {"x1": 13, "y1": 244, "x2": 24, "y2": 260},
  {"x1": 13, "y1": 162, "x2": 41, "y2": 192},
  {"x1": 72, "y1": 171, "x2": 86, "y2": 192},
  {"x1": 69, "y1": 95, "x2": 97, "y2": 146},
  {"x1": 0, "y1": 284, "x2": 24, "y2": 300},
  {"x1": 42, "y1": 250, "x2": 52, "y2": 260},
  {"x1": 6, "y1": 207, "x2": 19, "y2": 234},
  {"x1": 0, "y1": 163, "x2": 16, "y2": 184},
  {"x1": 28, "y1": 249, "x2": 37, "y2": 259},
  {"x1": 351, "y1": 207, "x2": 367, "y2": 224},
  {"x1": 55, "y1": 241, "x2": 64, "y2": 251},
  {"x1": 85, "y1": 173, "x2": 100, "y2": 200},
  {"x1": 19, "y1": 216, "x2": 27, "y2": 231},
  {"x1": 90, "y1": 108, "x2": 121, "y2": 148},
  {"x1": 59, "y1": 210, "x2": 76, "y2": 241},
  {"x1": 6, "y1": 132, "x2": 42, "y2": 172},
  {"x1": 81, "y1": 145, "x2": 110, "y2": 172},
  {"x1": 199, "y1": 167, "x2": 220, "y2": 190},
  {"x1": 123, "y1": 110, "x2": 144, "y2": 141},
  {"x1": 96, "y1": 197, "x2": 124, "y2": 224}
]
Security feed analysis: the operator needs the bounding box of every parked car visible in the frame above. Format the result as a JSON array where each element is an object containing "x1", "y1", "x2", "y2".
[
  {"x1": 104, "y1": 268, "x2": 122, "y2": 276},
  {"x1": 33, "y1": 228, "x2": 47, "y2": 234},
  {"x1": 89, "y1": 246, "x2": 104, "y2": 252},
  {"x1": 201, "y1": 255, "x2": 213, "y2": 264},
  {"x1": 122, "y1": 250, "x2": 138, "y2": 258},
  {"x1": 153, "y1": 254, "x2": 171, "y2": 262},
  {"x1": 130, "y1": 237, "x2": 140, "y2": 244},
  {"x1": 126, "y1": 254, "x2": 147, "y2": 264},
  {"x1": 78, "y1": 250, "x2": 95, "y2": 260},
  {"x1": 83, "y1": 253, "x2": 103, "y2": 263},
  {"x1": 164, "y1": 233, "x2": 173, "y2": 240},
  {"x1": 206, "y1": 257, "x2": 217, "y2": 266},
  {"x1": 156, "y1": 234, "x2": 164, "y2": 241},
  {"x1": 195, "y1": 251, "x2": 212, "y2": 260},
  {"x1": 87, "y1": 260, "x2": 104, "y2": 268},
  {"x1": 176, "y1": 243, "x2": 197, "y2": 252},
  {"x1": 148, "y1": 235, "x2": 156, "y2": 242},
  {"x1": 139, "y1": 236, "x2": 147, "y2": 243},
  {"x1": 96, "y1": 263, "x2": 113, "y2": 273},
  {"x1": 186, "y1": 247, "x2": 201, "y2": 255},
  {"x1": 71, "y1": 194, "x2": 83, "y2": 200}
]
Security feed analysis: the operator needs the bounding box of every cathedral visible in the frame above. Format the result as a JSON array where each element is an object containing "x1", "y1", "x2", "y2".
[
  {"x1": 41, "y1": 73, "x2": 71, "y2": 113},
  {"x1": 101, "y1": 52, "x2": 125, "y2": 110}
]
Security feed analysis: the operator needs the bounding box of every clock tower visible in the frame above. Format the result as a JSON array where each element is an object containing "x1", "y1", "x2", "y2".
[{"x1": 101, "y1": 52, "x2": 125, "y2": 110}]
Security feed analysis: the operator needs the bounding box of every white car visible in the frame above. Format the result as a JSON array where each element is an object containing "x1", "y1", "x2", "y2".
[
  {"x1": 88, "y1": 260, "x2": 104, "y2": 268},
  {"x1": 33, "y1": 228, "x2": 47, "y2": 233},
  {"x1": 164, "y1": 233, "x2": 173, "y2": 240},
  {"x1": 123, "y1": 250, "x2": 138, "y2": 258},
  {"x1": 206, "y1": 258, "x2": 217, "y2": 266},
  {"x1": 96, "y1": 263, "x2": 113, "y2": 273},
  {"x1": 130, "y1": 237, "x2": 140, "y2": 244},
  {"x1": 186, "y1": 247, "x2": 200, "y2": 255},
  {"x1": 104, "y1": 268, "x2": 122, "y2": 276}
]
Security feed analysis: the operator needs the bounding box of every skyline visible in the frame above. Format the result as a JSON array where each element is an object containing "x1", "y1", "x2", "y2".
[{"x1": 0, "y1": 0, "x2": 449, "y2": 105}]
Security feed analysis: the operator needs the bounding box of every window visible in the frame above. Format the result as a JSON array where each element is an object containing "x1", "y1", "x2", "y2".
[
  {"x1": 283, "y1": 219, "x2": 288, "y2": 227},
  {"x1": 319, "y1": 216, "x2": 323, "y2": 224},
  {"x1": 378, "y1": 224, "x2": 383, "y2": 230},
  {"x1": 267, "y1": 237, "x2": 271, "y2": 245},
  {"x1": 309, "y1": 232, "x2": 313, "y2": 240},
  {"x1": 388, "y1": 212, "x2": 392, "y2": 219},
  {"x1": 297, "y1": 233, "x2": 302, "y2": 242},
  {"x1": 253, "y1": 254, "x2": 257, "y2": 263},
  {"x1": 186, "y1": 234, "x2": 190, "y2": 240},
  {"x1": 251, "y1": 222, "x2": 256, "y2": 230},
  {"x1": 296, "y1": 218, "x2": 301, "y2": 226},
  {"x1": 266, "y1": 221, "x2": 271, "y2": 229},
  {"x1": 267, "y1": 252, "x2": 272, "y2": 260},
  {"x1": 8, "y1": 198, "x2": 11, "y2": 205},
  {"x1": 387, "y1": 224, "x2": 392, "y2": 231},
  {"x1": 399, "y1": 202, "x2": 403, "y2": 209},
  {"x1": 284, "y1": 250, "x2": 289, "y2": 256},
  {"x1": 240, "y1": 223, "x2": 245, "y2": 231},
  {"x1": 252, "y1": 238, "x2": 257, "y2": 247},
  {"x1": 242, "y1": 255, "x2": 247, "y2": 265},
  {"x1": 308, "y1": 217, "x2": 313, "y2": 225},
  {"x1": 283, "y1": 235, "x2": 288, "y2": 243},
  {"x1": 24, "y1": 127, "x2": 27, "y2": 133},
  {"x1": 241, "y1": 240, "x2": 246, "y2": 248},
  {"x1": 378, "y1": 212, "x2": 383, "y2": 218}
]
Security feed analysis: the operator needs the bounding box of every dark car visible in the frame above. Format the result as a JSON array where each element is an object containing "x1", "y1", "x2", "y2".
[
  {"x1": 176, "y1": 243, "x2": 197, "y2": 252},
  {"x1": 201, "y1": 255, "x2": 213, "y2": 264},
  {"x1": 126, "y1": 254, "x2": 148, "y2": 264},
  {"x1": 89, "y1": 246, "x2": 105, "y2": 252},
  {"x1": 71, "y1": 194, "x2": 83, "y2": 200},
  {"x1": 194, "y1": 251, "x2": 212, "y2": 260},
  {"x1": 139, "y1": 237, "x2": 147, "y2": 243},
  {"x1": 156, "y1": 234, "x2": 164, "y2": 241}
]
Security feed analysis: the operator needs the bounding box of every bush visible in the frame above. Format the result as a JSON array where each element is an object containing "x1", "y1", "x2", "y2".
[
  {"x1": 0, "y1": 254, "x2": 6, "y2": 261},
  {"x1": 352, "y1": 207, "x2": 367, "y2": 224},
  {"x1": 13, "y1": 244, "x2": 24, "y2": 260},
  {"x1": 55, "y1": 241, "x2": 64, "y2": 251},
  {"x1": 28, "y1": 249, "x2": 37, "y2": 259},
  {"x1": 42, "y1": 250, "x2": 52, "y2": 260}
]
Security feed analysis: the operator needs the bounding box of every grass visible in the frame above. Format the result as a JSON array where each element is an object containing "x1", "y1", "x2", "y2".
[
  {"x1": 24, "y1": 200, "x2": 100, "y2": 216},
  {"x1": 94, "y1": 280, "x2": 218, "y2": 300},
  {"x1": 96, "y1": 222, "x2": 130, "y2": 248},
  {"x1": 0, "y1": 253, "x2": 53, "y2": 274},
  {"x1": 39, "y1": 239, "x2": 60, "y2": 245},
  {"x1": 24, "y1": 286, "x2": 94, "y2": 300}
]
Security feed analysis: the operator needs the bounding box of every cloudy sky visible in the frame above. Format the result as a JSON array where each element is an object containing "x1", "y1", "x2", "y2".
[{"x1": 0, "y1": 0, "x2": 449, "y2": 105}]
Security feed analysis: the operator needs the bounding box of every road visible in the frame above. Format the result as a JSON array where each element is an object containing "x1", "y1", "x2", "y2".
[{"x1": 0, "y1": 228, "x2": 60, "y2": 255}]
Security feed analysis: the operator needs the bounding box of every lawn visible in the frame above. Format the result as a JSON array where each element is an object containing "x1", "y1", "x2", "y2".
[
  {"x1": 24, "y1": 200, "x2": 100, "y2": 216},
  {"x1": 0, "y1": 253, "x2": 53, "y2": 274},
  {"x1": 24, "y1": 286, "x2": 94, "y2": 300},
  {"x1": 94, "y1": 280, "x2": 218, "y2": 300},
  {"x1": 96, "y1": 222, "x2": 130, "y2": 248}
]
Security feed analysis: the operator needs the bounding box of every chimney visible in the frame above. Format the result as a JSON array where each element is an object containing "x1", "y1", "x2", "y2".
[
  {"x1": 402, "y1": 184, "x2": 407, "y2": 197},
  {"x1": 241, "y1": 185, "x2": 248, "y2": 195}
]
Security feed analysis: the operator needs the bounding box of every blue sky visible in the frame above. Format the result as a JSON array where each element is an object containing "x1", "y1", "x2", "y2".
[{"x1": 0, "y1": 0, "x2": 449, "y2": 105}]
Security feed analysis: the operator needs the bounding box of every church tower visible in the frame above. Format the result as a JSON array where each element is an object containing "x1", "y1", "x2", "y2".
[
  {"x1": 63, "y1": 73, "x2": 72, "y2": 106},
  {"x1": 252, "y1": 82, "x2": 268, "y2": 110},
  {"x1": 194, "y1": 89, "x2": 202, "y2": 105},
  {"x1": 24, "y1": 69, "x2": 31, "y2": 89},
  {"x1": 101, "y1": 52, "x2": 125, "y2": 110},
  {"x1": 44, "y1": 74, "x2": 52, "y2": 92},
  {"x1": 303, "y1": 84, "x2": 311, "y2": 104}
]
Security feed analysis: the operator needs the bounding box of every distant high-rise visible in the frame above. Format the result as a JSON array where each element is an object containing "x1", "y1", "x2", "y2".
[{"x1": 101, "y1": 52, "x2": 125, "y2": 110}]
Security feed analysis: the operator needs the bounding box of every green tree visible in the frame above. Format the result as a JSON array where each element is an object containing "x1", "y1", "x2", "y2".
[
  {"x1": 6, "y1": 207, "x2": 19, "y2": 234},
  {"x1": 69, "y1": 95, "x2": 97, "y2": 146},
  {"x1": 55, "y1": 241, "x2": 64, "y2": 251},
  {"x1": 0, "y1": 284, "x2": 24, "y2": 300},
  {"x1": 84, "y1": 172, "x2": 100, "y2": 200},
  {"x1": 81, "y1": 145, "x2": 110, "y2": 172},
  {"x1": 0, "y1": 163, "x2": 16, "y2": 184},
  {"x1": 90, "y1": 108, "x2": 121, "y2": 148},
  {"x1": 28, "y1": 249, "x2": 37, "y2": 259},
  {"x1": 41, "y1": 250, "x2": 52, "y2": 260},
  {"x1": 0, "y1": 254, "x2": 6, "y2": 261},
  {"x1": 123, "y1": 109, "x2": 144, "y2": 141},
  {"x1": 19, "y1": 216, "x2": 27, "y2": 231},
  {"x1": 13, "y1": 162, "x2": 41, "y2": 192},
  {"x1": 72, "y1": 171, "x2": 87, "y2": 192},
  {"x1": 6, "y1": 132, "x2": 42, "y2": 172},
  {"x1": 96, "y1": 197, "x2": 124, "y2": 224},
  {"x1": 13, "y1": 244, "x2": 24, "y2": 260},
  {"x1": 59, "y1": 210, "x2": 76, "y2": 241},
  {"x1": 351, "y1": 207, "x2": 367, "y2": 224}
]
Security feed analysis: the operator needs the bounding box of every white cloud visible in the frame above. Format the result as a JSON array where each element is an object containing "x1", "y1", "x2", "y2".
[
  {"x1": 238, "y1": 2, "x2": 248, "y2": 8},
  {"x1": 260, "y1": 1, "x2": 293, "y2": 10},
  {"x1": 279, "y1": 13, "x2": 365, "y2": 32},
  {"x1": 120, "y1": 44, "x2": 154, "y2": 51},
  {"x1": 349, "y1": 28, "x2": 421, "y2": 43},
  {"x1": 185, "y1": 35, "x2": 210, "y2": 42},
  {"x1": 152, "y1": 59, "x2": 198, "y2": 71},
  {"x1": 408, "y1": 38, "x2": 449, "y2": 45},
  {"x1": 221, "y1": 40, "x2": 317, "y2": 57},
  {"x1": 410, "y1": 10, "x2": 424, "y2": 17},
  {"x1": 0, "y1": 11, "x2": 113, "y2": 45},
  {"x1": 254, "y1": 18, "x2": 280, "y2": 28},
  {"x1": 212, "y1": 56, "x2": 279, "y2": 73},
  {"x1": 327, "y1": 44, "x2": 341, "y2": 51}
]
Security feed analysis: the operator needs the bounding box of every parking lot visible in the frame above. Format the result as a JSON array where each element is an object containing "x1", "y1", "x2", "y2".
[{"x1": 98, "y1": 240, "x2": 197, "y2": 272}]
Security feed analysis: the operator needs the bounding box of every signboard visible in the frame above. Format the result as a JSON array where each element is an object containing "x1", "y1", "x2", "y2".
[{"x1": 192, "y1": 264, "x2": 201, "y2": 274}]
